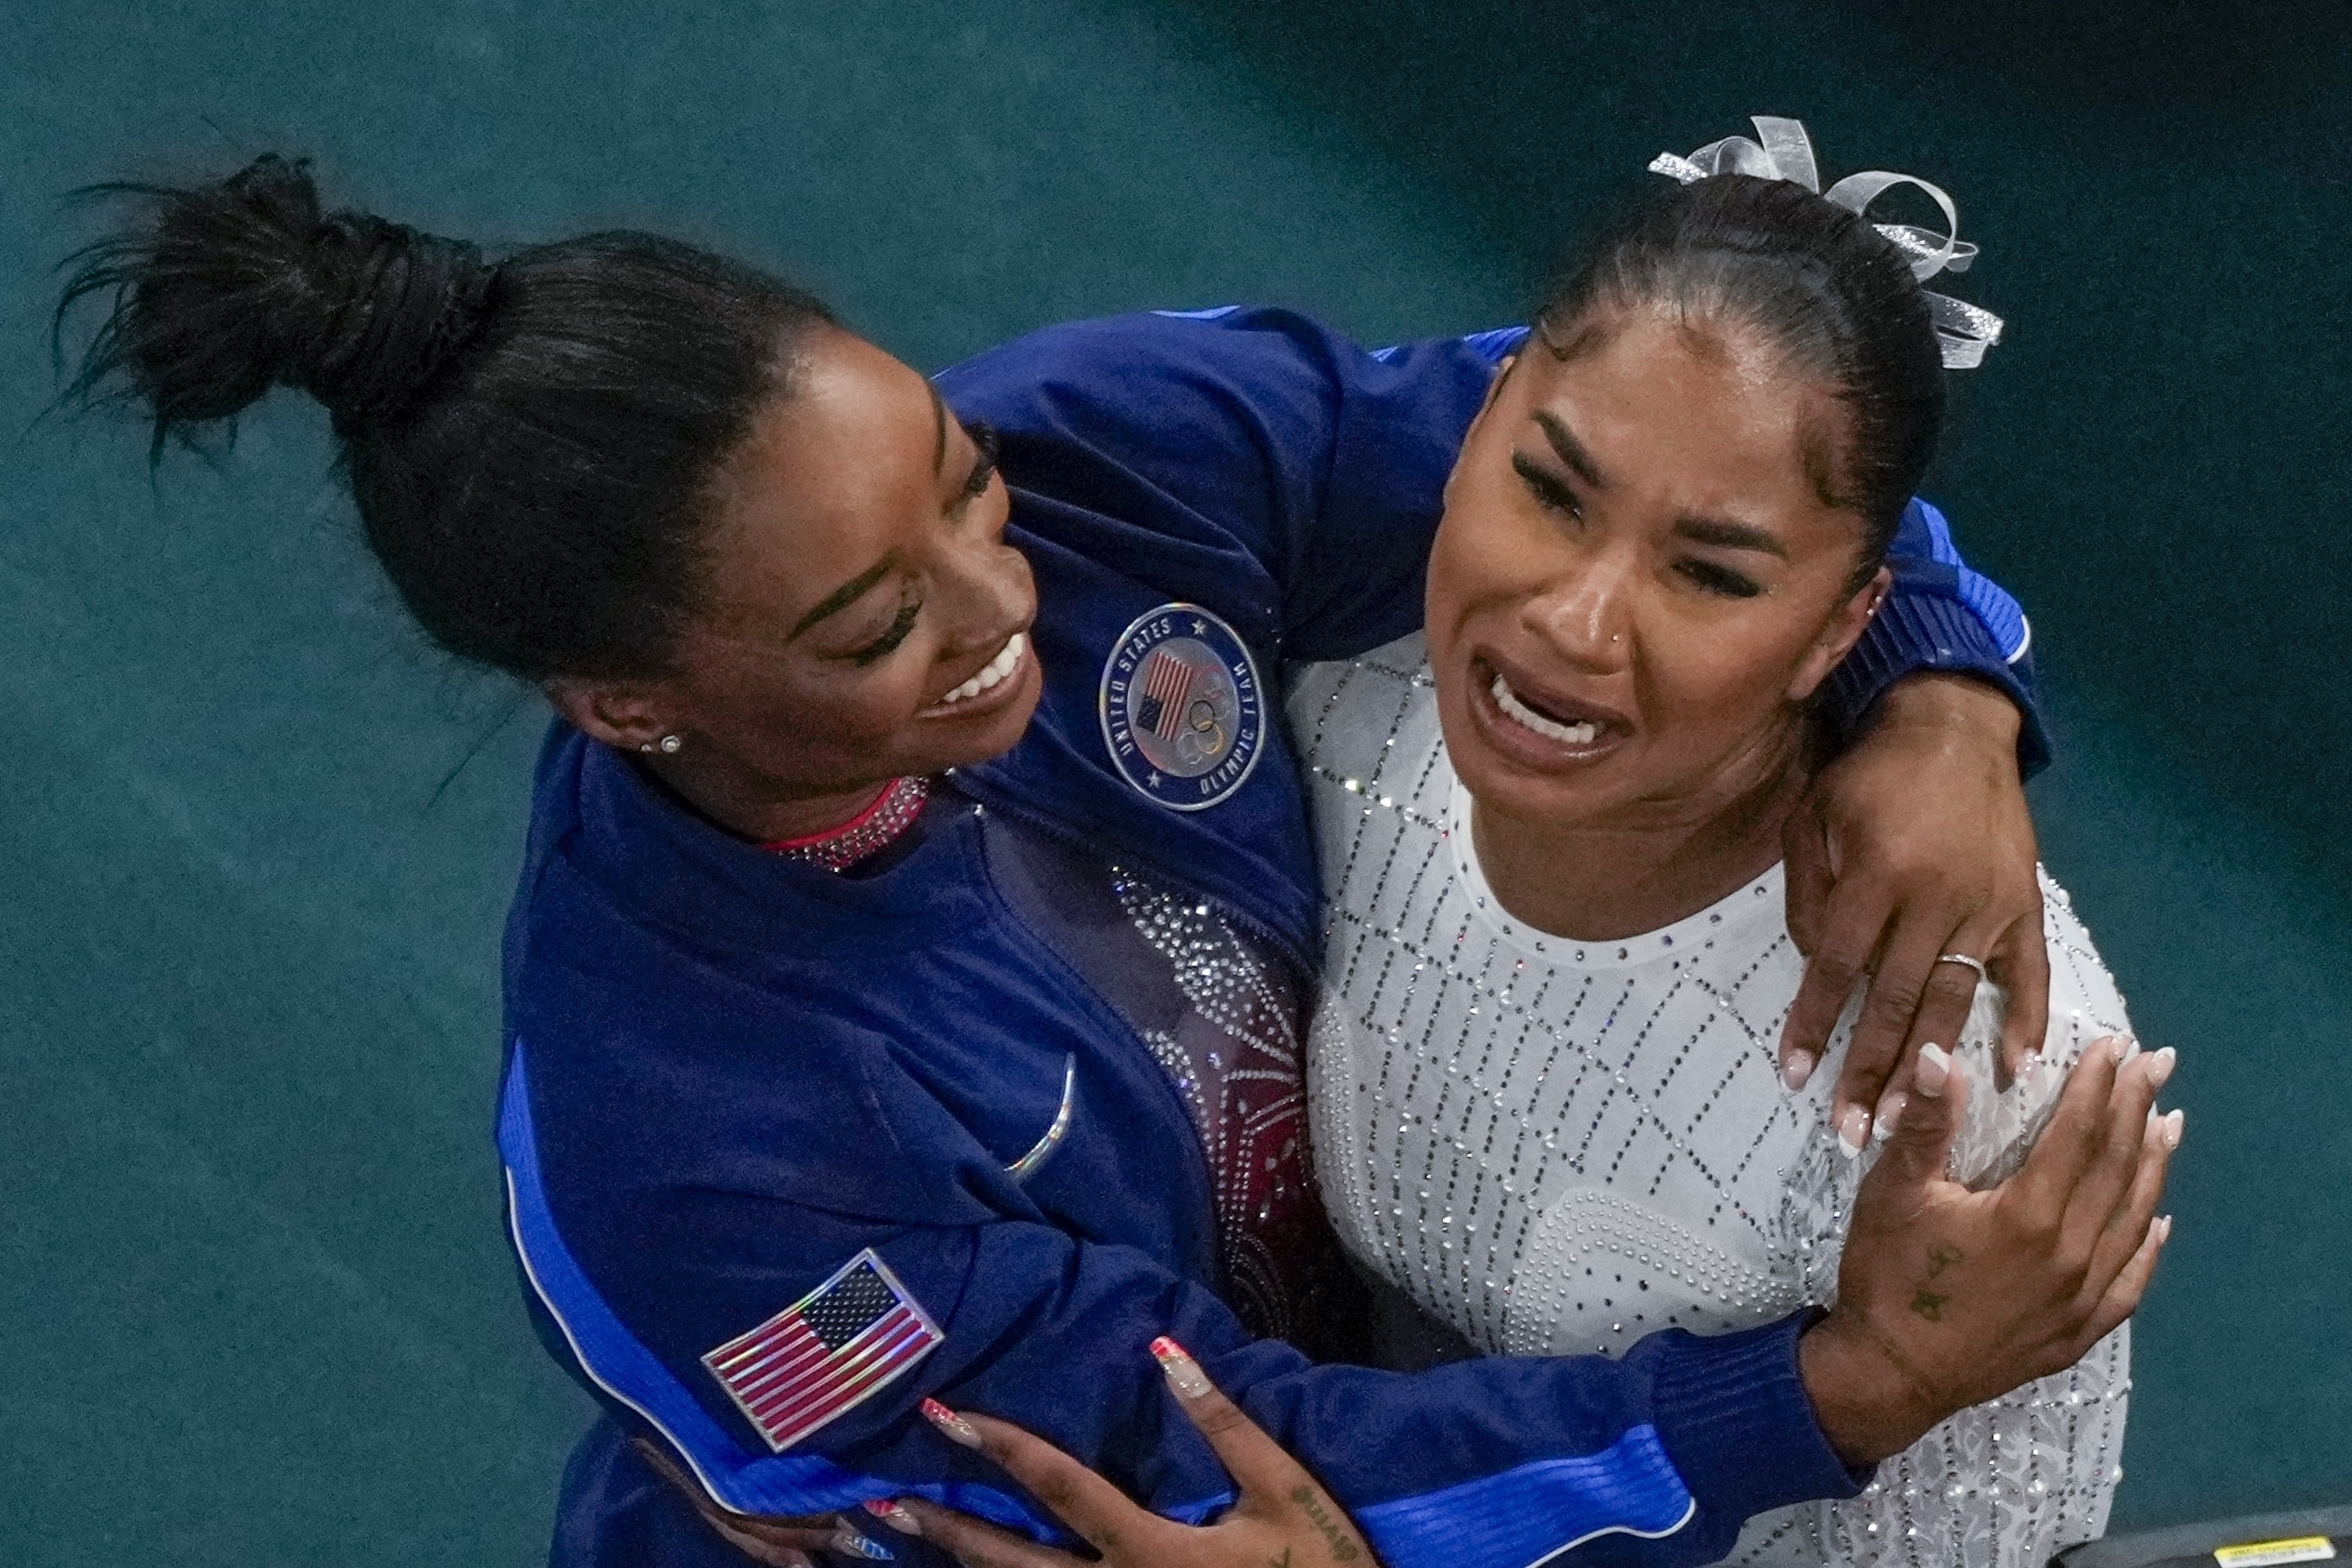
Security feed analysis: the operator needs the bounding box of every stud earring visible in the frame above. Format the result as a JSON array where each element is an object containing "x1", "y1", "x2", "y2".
[{"x1": 639, "y1": 734, "x2": 683, "y2": 755}]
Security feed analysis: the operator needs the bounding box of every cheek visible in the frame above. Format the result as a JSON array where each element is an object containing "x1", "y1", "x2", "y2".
[
  {"x1": 692, "y1": 653, "x2": 921, "y2": 777},
  {"x1": 1428, "y1": 492, "x2": 1545, "y2": 628},
  {"x1": 1636, "y1": 607, "x2": 1819, "y2": 742},
  {"x1": 1424, "y1": 519, "x2": 1473, "y2": 630}
]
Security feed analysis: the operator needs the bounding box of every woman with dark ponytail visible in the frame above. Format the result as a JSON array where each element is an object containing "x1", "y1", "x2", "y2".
[{"x1": 60, "y1": 140, "x2": 2161, "y2": 1568}]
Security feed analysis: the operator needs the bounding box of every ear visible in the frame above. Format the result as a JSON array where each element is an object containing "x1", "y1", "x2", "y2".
[
  {"x1": 1786, "y1": 565, "x2": 1892, "y2": 703},
  {"x1": 545, "y1": 677, "x2": 681, "y2": 753}
]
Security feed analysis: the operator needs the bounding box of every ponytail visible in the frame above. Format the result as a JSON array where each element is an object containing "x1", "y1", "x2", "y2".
[{"x1": 59, "y1": 156, "x2": 834, "y2": 682}]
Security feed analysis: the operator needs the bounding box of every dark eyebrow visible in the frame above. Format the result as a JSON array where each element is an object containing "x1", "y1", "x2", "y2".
[
  {"x1": 928, "y1": 380, "x2": 949, "y2": 475},
  {"x1": 1530, "y1": 410, "x2": 1608, "y2": 488},
  {"x1": 1675, "y1": 514, "x2": 1790, "y2": 561},
  {"x1": 789, "y1": 552, "x2": 899, "y2": 641}
]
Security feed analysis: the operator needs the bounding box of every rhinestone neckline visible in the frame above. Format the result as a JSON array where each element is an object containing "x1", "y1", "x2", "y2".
[{"x1": 763, "y1": 775, "x2": 930, "y2": 872}]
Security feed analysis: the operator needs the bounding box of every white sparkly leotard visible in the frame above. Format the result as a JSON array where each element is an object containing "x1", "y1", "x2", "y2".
[{"x1": 1288, "y1": 636, "x2": 2131, "y2": 1568}]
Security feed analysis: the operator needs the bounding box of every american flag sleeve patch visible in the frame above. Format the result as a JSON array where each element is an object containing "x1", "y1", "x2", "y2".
[{"x1": 702, "y1": 1249, "x2": 945, "y2": 1453}]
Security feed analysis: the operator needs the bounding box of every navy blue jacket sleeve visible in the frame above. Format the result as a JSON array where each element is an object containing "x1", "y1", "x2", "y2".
[
  {"x1": 1820, "y1": 498, "x2": 2051, "y2": 777},
  {"x1": 940, "y1": 308, "x2": 2049, "y2": 775},
  {"x1": 504, "y1": 1039, "x2": 1862, "y2": 1568},
  {"x1": 937, "y1": 306, "x2": 1496, "y2": 667}
]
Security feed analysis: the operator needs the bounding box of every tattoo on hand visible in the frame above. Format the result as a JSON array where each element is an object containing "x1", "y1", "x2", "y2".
[
  {"x1": 1911, "y1": 1288, "x2": 1951, "y2": 1321},
  {"x1": 1927, "y1": 1245, "x2": 1964, "y2": 1276},
  {"x1": 1290, "y1": 1486, "x2": 1362, "y2": 1562}
]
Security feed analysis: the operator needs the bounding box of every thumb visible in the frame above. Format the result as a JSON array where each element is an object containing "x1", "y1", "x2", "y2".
[{"x1": 1867, "y1": 1043, "x2": 1967, "y2": 1189}]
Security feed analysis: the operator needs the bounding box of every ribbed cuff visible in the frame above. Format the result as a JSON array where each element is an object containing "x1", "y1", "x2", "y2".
[
  {"x1": 1647, "y1": 1311, "x2": 1870, "y2": 1530},
  {"x1": 1820, "y1": 588, "x2": 2054, "y2": 780}
]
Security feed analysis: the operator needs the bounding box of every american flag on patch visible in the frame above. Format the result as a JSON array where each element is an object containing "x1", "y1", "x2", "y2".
[
  {"x1": 1136, "y1": 647, "x2": 1198, "y2": 739},
  {"x1": 702, "y1": 1249, "x2": 943, "y2": 1453}
]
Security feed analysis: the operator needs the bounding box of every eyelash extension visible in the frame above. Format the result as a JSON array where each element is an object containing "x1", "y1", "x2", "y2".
[
  {"x1": 1509, "y1": 450, "x2": 1759, "y2": 599},
  {"x1": 1678, "y1": 561, "x2": 1764, "y2": 600},
  {"x1": 854, "y1": 597, "x2": 923, "y2": 665},
  {"x1": 957, "y1": 422, "x2": 1001, "y2": 504},
  {"x1": 1511, "y1": 452, "x2": 1582, "y2": 520}
]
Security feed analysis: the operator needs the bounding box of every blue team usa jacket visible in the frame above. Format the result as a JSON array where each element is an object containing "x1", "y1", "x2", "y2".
[{"x1": 499, "y1": 308, "x2": 2041, "y2": 1568}]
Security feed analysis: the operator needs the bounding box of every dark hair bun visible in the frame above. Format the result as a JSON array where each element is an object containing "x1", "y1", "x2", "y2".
[
  {"x1": 61, "y1": 154, "x2": 497, "y2": 437},
  {"x1": 61, "y1": 155, "x2": 835, "y2": 684}
]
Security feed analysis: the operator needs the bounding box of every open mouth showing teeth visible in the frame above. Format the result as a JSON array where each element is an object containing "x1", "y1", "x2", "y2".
[
  {"x1": 934, "y1": 631, "x2": 1027, "y2": 707},
  {"x1": 1490, "y1": 671, "x2": 1602, "y2": 746}
]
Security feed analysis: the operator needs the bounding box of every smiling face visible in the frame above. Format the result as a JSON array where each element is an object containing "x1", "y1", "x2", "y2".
[
  {"x1": 1427, "y1": 302, "x2": 1890, "y2": 835},
  {"x1": 553, "y1": 327, "x2": 1041, "y2": 833}
]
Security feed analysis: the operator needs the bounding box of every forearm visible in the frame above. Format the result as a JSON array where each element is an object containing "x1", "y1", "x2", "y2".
[
  {"x1": 1859, "y1": 671, "x2": 2025, "y2": 789},
  {"x1": 1220, "y1": 1314, "x2": 1866, "y2": 1568},
  {"x1": 696, "y1": 1220, "x2": 1874, "y2": 1568}
]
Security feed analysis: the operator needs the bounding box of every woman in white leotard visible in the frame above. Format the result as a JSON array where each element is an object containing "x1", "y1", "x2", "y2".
[{"x1": 1295, "y1": 124, "x2": 2164, "y2": 1567}]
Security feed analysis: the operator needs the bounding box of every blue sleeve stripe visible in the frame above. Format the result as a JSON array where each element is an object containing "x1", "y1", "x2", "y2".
[
  {"x1": 1371, "y1": 324, "x2": 1530, "y2": 367},
  {"x1": 1913, "y1": 496, "x2": 1964, "y2": 567},
  {"x1": 1355, "y1": 1424, "x2": 1696, "y2": 1568},
  {"x1": 497, "y1": 1042, "x2": 1053, "y2": 1532},
  {"x1": 1907, "y1": 499, "x2": 2030, "y2": 664},
  {"x1": 1461, "y1": 324, "x2": 1530, "y2": 363}
]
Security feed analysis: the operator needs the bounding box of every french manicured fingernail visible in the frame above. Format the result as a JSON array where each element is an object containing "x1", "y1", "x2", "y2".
[
  {"x1": 1874, "y1": 1092, "x2": 1906, "y2": 1137},
  {"x1": 1150, "y1": 1335, "x2": 1213, "y2": 1398},
  {"x1": 1781, "y1": 1050, "x2": 1816, "y2": 1092},
  {"x1": 831, "y1": 1527, "x2": 895, "y2": 1561},
  {"x1": 920, "y1": 1397, "x2": 983, "y2": 1448},
  {"x1": 865, "y1": 1500, "x2": 922, "y2": 1537},
  {"x1": 2156, "y1": 1214, "x2": 2175, "y2": 1246},
  {"x1": 2105, "y1": 1033, "x2": 2133, "y2": 1064},
  {"x1": 1916, "y1": 1043, "x2": 1951, "y2": 1098},
  {"x1": 2160, "y1": 1108, "x2": 2184, "y2": 1149},
  {"x1": 2145, "y1": 1046, "x2": 2177, "y2": 1088},
  {"x1": 1837, "y1": 1103, "x2": 1870, "y2": 1158}
]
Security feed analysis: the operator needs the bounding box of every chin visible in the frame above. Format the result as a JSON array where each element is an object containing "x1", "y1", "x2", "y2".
[{"x1": 1448, "y1": 720, "x2": 1623, "y2": 828}]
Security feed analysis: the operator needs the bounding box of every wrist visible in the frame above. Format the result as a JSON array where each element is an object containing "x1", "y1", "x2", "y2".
[
  {"x1": 1796, "y1": 1310, "x2": 1941, "y2": 1467},
  {"x1": 1871, "y1": 673, "x2": 2023, "y2": 750}
]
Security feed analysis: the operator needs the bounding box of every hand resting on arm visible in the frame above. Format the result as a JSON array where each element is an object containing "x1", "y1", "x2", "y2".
[{"x1": 674, "y1": 1035, "x2": 2175, "y2": 1566}]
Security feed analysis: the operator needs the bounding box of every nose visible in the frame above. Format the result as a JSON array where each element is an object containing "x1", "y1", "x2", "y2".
[
  {"x1": 1521, "y1": 556, "x2": 1632, "y2": 672},
  {"x1": 935, "y1": 507, "x2": 1035, "y2": 657}
]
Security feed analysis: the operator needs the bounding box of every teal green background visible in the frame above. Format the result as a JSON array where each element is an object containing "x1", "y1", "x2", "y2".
[{"x1": 2, "y1": 2, "x2": 2345, "y2": 1562}]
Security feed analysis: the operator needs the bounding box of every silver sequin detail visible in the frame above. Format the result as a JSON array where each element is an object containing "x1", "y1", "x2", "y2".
[
  {"x1": 771, "y1": 775, "x2": 930, "y2": 871},
  {"x1": 1289, "y1": 634, "x2": 2132, "y2": 1568},
  {"x1": 1111, "y1": 864, "x2": 1309, "y2": 1334}
]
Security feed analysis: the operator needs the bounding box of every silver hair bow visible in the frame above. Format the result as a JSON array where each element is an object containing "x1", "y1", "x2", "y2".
[{"x1": 1649, "y1": 116, "x2": 2004, "y2": 370}]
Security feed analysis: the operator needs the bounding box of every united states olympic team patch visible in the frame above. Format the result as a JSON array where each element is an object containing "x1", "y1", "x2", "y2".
[{"x1": 1099, "y1": 603, "x2": 1266, "y2": 811}]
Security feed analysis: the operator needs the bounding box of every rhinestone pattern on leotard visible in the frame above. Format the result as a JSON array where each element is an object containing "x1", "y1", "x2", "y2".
[
  {"x1": 765, "y1": 775, "x2": 930, "y2": 871},
  {"x1": 1110, "y1": 865, "x2": 1322, "y2": 1343},
  {"x1": 1288, "y1": 634, "x2": 2132, "y2": 1568}
]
